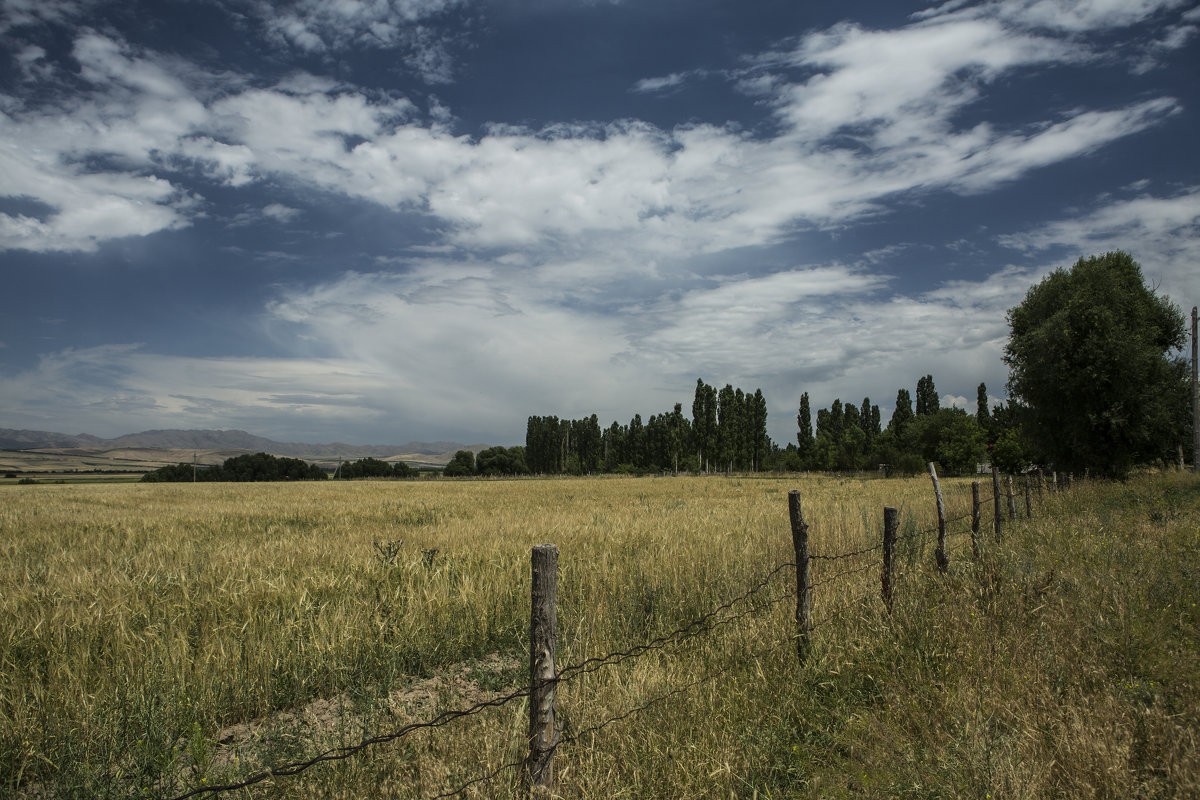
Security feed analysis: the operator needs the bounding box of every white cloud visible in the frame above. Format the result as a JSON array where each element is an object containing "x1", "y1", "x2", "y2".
[
  {"x1": 916, "y1": 0, "x2": 1190, "y2": 31},
  {"x1": 262, "y1": 203, "x2": 301, "y2": 223},
  {"x1": 998, "y1": 185, "x2": 1200, "y2": 304},
  {"x1": 1, "y1": 3, "x2": 1183, "y2": 259},
  {"x1": 246, "y1": 0, "x2": 467, "y2": 82},
  {"x1": 631, "y1": 72, "x2": 690, "y2": 94}
]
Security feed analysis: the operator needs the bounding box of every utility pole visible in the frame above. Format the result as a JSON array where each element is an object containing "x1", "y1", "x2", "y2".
[{"x1": 1192, "y1": 306, "x2": 1198, "y2": 472}]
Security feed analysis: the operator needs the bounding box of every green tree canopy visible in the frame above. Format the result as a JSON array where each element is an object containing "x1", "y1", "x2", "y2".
[
  {"x1": 1004, "y1": 251, "x2": 1188, "y2": 478},
  {"x1": 442, "y1": 449, "x2": 477, "y2": 477}
]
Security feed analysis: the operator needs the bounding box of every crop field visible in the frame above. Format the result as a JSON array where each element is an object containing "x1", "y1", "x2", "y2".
[{"x1": 2, "y1": 472, "x2": 1198, "y2": 798}]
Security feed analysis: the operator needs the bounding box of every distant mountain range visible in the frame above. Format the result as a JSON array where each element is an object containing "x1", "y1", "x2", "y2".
[{"x1": 0, "y1": 428, "x2": 484, "y2": 460}]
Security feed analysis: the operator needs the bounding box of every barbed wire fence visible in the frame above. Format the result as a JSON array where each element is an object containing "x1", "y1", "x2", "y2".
[{"x1": 163, "y1": 465, "x2": 1060, "y2": 800}]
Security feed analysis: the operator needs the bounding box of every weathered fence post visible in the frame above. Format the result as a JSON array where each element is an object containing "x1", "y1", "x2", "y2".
[
  {"x1": 991, "y1": 467, "x2": 1004, "y2": 541},
  {"x1": 882, "y1": 506, "x2": 898, "y2": 612},
  {"x1": 1024, "y1": 479, "x2": 1032, "y2": 518},
  {"x1": 526, "y1": 544, "x2": 559, "y2": 797},
  {"x1": 788, "y1": 490, "x2": 812, "y2": 663},
  {"x1": 970, "y1": 481, "x2": 981, "y2": 558},
  {"x1": 1036, "y1": 469, "x2": 1044, "y2": 501},
  {"x1": 928, "y1": 462, "x2": 948, "y2": 572},
  {"x1": 1051, "y1": 471, "x2": 1058, "y2": 493},
  {"x1": 1006, "y1": 476, "x2": 1017, "y2": 521}
]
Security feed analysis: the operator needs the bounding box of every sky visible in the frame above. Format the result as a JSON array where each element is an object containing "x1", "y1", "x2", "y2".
[{"x1": 1, "y1": 0, "x2": 1198, "y2": 448}]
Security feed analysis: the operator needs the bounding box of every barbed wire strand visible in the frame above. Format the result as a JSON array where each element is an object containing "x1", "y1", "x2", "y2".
[
  {"x1": 554, "y1": 560, "x2": 796, "y2": 683},
  {"x1": 169, "y1": 483, "x2": 1000, "y2": 799},
  {"x1": 168, "y1": 561, "x2": 799, "y2": 800}
]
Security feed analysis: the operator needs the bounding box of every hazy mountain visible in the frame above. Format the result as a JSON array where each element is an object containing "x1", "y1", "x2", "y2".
[{"x1": 0, "y1": 428, "x2": 483, "y2": 459}]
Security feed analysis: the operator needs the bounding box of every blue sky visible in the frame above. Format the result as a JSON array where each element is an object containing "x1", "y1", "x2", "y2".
[{"x1": 1, "y1": 0, "x2": 1197, "y2": 447}]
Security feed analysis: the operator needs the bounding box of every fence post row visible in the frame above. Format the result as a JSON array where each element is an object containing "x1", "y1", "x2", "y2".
[
  {"x1": 882, "y1": 506, "x2": 898, "y2": 611},
  {"x1": 928, "y1": 462, "x2": 949, "y2": 573},
  {"x1": 526, "y1": 544, "x2": 560, "y2": 798},
  {"x1": 788, "y1": 490, "x2": 812, "y2": 664}
]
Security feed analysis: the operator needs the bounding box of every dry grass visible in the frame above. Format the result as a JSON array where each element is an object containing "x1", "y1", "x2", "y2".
[{"x1": 1, "y1": 471, "x2": 1196, "y2": 798}]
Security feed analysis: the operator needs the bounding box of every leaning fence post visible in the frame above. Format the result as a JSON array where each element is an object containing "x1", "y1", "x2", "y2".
[
  {"x1": 1006, "y1": 476, "x2": 1017, "y2": 521},
  {"x1": 526, "y1": 544, "x2": 559, "y2": 797},
  {"x1": 788, "y1": 490, "x2": 812, "y2": 663},
  {"x1": 992, "y1": 467, "x2": 1004, "y2": 541},
  {"x1": 970, "y1": 481, "x2": 981, "y2": 558},
  {"x1": 882, "y1": 506, "x2": 898, "y2": 612},
  {"x1": 928, "y1": 463, "x2": 948, "y2": 572}
]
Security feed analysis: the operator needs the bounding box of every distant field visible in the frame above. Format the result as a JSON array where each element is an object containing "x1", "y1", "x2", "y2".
[
  {"x1": 0, "y1": 447, "x2": 454, "y2": 482},
  {"x1": 2, "y1": 472, "x2": 1196, "y2": 798}
]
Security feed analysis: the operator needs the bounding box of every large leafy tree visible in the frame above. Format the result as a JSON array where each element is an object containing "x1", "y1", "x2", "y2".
[{"x1": 1004, "y1": 251, "x2": 1188, "y2": 478}]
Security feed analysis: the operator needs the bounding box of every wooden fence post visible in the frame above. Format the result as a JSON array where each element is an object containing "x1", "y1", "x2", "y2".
[
  {"x1": 788, "y1": 490, "x2": 812, "y2": 663},
  {"x1": 1036, "y1": 469, "x2": 1044, "y2": 501},
  {"x1": 1024, "y1": 479, "x2": 1032, "y2": 518},
  {"x1": 992, "y1": 467, "x2": 1004, "y2": 541},
  {"x1": 928, "y1": 462, "x2": 948, "y2": 572},
  {"x1": 882, "y1": 506, "x2": 898, "y2": 612},
  {"x1": 971, "y1": 481, "x2": 981, "y2": 558},
  {"x1": 1006, "y1": 476, "x2": 1017, "y2": 521},
  {"x1": 526, "y1": 544, "x2": 559, "y2": 797}
]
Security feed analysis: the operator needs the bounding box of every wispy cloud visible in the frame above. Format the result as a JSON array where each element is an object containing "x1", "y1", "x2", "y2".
[
  {"x1": 998, "y1": 185, "x2": 1200, "y2": 303},
  {"x1": 631, "y1": 71, "x2": 691, "y2": 94},
  {"x1": 244, "y1": 0, "x2": 469, "y2": 83}
]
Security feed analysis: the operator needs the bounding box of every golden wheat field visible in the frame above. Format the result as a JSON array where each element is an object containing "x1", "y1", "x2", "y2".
[{"x1": 2, "y1": 472, "x2": 1196, "y2": 799}]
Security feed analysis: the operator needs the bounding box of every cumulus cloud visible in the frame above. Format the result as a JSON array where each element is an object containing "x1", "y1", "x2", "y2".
[
  {"x1": 1, "y1": 1, "x2": 1191, "y2": 441},
  {"x1": 1, "y1": 3, "x2": 1183, "y2": 259}
]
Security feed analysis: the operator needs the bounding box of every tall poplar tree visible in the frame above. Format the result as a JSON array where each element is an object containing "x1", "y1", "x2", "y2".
[
  {"x1": 916, "y1": 374, "x2": 939, "y2": 416},
  {"x1": 797, "y1": 392, "x2": 814, "y2": 465},
  {"x1": 976, "y1": 382, "x2": 990, "y2": 429},
  {"x1": 889, "y1": 389, "x2": 914, "y2": 434}
]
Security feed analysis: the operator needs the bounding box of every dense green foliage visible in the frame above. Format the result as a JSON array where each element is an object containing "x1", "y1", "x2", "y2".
[
  {"x1": 1005, "y1": 251, "x2": 1189, "y2": 477},
  {"x1": 335, "y1": 457, "x2": 417, "y2": 479},
  {"x1": 525, "y1": 380, "x2": 769, "y2": 475},
  {"x1": 442, "y1": 449, "x2": 477, "y2": 477},
  {"x1": 141, "y1": 452, "x2": 327, "y2": 482}
]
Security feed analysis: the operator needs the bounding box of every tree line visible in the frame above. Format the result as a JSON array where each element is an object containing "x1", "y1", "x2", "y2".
[
  {"x1": 789, "y1": 375, "x2": 1023, "y2": 477},
  {"x1": 521, "y1": 380, "x2": 770, "y2": 475},
  {"x1": 141, "y1": 452, "x2": 328, "y2": 482}
]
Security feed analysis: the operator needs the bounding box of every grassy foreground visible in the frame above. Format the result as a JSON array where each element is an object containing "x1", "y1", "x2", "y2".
[{"x1": 1, "y1": 472, "x2": 1197, "y2": 798}]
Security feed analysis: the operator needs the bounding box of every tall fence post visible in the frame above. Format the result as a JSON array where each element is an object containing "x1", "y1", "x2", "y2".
[
  {"x1": 1036, "y1": 469, "x2": 1044, "y2": 501},
  {"x1": 1006, "y1": 476, "x2": 1017, "y2": 521},
  {"x1": 1024, "y1": 478, "x2": 1033, "y2": 518},
  {"x1": 928, "y1": 462, "x2": 948, "y2": 572},
  {"x1": 992, "y1": 467, "x2": 1004, "y2": 541},
  {"x1": 970, "y1": 481, "x2": 981, "y2": 559},
  {"x1": 788, "y1": 490, "x2": 812, "y2": 663},
  {"x1": 882, "y1": 506, "x2": 898, "y2": 612},
  {"x1": 526, "y1": 544, "x2": 559, "y2": 797}
]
